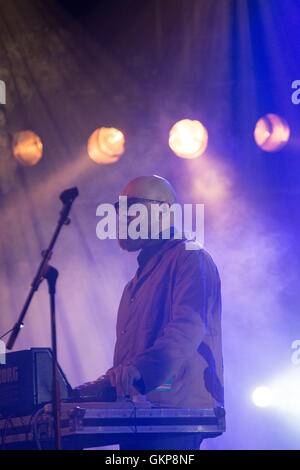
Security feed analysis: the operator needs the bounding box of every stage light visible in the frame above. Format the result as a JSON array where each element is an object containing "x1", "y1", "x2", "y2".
[
  {"x1": 254, "y1": 114, "x2": 290, "y2": 152},
  {"x1": 87, "y1": 127, "x2": 125, "y2": 164},
  {"x1": 252, "y1": 386, "x2": 273, "y2": 407},
  {"x1": 169, "y1": 119, "x2": 208, "y2": 159},
  {"x1": 252, "y1": 371, "x2": 300, "y2": 421},
  {"x1": 12, "y1": 130, "x2": 43, "y2": 166},
  {"x1": 270, "y1": 370, "x2": 300, "y2": 415}
]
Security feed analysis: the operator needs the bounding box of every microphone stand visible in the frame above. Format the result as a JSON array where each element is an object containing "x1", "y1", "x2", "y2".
[
  {"x1": 44, "y1": 265, "x2": 61, "y2": 450},
  {"x1": 6, "y1": 187, "x2": 79, "y2": 450}
]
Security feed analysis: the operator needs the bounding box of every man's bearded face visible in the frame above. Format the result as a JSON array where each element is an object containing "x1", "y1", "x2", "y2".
[{"x1": 117, "y1": 206, "x2": 151, "y2": 252}]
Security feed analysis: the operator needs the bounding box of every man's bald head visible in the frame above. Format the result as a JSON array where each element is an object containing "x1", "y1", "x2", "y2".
[
  {"x1": 116, "y1": 175, "x2": 176, "y2": 252},
  {"x1": 121, "y1": 175, "x2": 176, "y2": 205}
]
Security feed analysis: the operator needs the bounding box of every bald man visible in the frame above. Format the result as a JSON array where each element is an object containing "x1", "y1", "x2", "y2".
[{"x1": 77, "y1": 175, "x2": 224, "y2": 450}]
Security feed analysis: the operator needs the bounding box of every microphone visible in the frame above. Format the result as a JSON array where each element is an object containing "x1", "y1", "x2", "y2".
[
  {"x1": 59, "y1": 187, "x2": 79, "y2": 205},
  {"x1": 59, "y1": 187, "x2": 79, "y2": 224}
]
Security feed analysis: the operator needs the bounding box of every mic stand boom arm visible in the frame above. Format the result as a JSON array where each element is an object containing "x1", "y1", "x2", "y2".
[{"x1": 6, "y1": 187, "x2": 78, "y2": 351}]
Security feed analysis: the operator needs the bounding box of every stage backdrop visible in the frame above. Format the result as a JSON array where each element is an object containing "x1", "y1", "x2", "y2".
[{"x1": 0, "y1": 0, "x2": 300, "y2": 449}]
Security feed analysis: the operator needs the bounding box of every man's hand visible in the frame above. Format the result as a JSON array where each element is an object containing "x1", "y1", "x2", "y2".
[
  {"x1": 74, "y1": 375, "x2": 112, "y2": 399},
  {"x1": 106, "y1": 364, "x2": 142, "y2": 399}
]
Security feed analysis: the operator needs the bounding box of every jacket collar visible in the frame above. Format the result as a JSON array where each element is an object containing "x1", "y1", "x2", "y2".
[{"x1": 137, "y1": 226, "x2": 176, "y2": 269}]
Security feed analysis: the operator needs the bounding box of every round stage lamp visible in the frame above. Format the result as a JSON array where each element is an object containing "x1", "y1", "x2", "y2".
[
  {"x1": 254, "y1": 114, "x2": 290, "y2": 152},
  {"x1": 12, "y1": 130, "x2": 43, "y2": 166},
  {"x1": 169, "y1": 119, "x2": 208, "y2": 159},
  {"x1": 87, "y1": 127, "x2": 125, "y2": 164},
  {"x1": 252, "y1": 386, "x2": 273, "y2": 408}
]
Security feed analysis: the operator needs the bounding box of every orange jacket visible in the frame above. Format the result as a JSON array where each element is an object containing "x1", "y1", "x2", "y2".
[{"x1": 112, "y1": 236, "x2": 224, "y2": 409}]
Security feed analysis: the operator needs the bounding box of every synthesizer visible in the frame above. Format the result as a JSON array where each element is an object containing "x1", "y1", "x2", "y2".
[
  {"x1": 0, "y1": 349, "x2": 225, "y2": 449},
  {"x1": 0, "y1": 401, "x2": 225, "y2": 449}
]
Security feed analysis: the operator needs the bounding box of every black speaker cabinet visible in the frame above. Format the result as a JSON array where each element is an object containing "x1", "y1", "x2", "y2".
[{"x1": 0, "y1": 348, "x2": 72, "y2": 417}]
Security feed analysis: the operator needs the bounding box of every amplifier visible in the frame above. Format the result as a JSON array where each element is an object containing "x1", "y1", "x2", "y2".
[{"x1": 0, "y1": 348, "x2": 72, "y2": 418}]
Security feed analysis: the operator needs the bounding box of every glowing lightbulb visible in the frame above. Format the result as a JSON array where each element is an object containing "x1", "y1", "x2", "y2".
[
  {"x1": 254, "y1": 114, "x2": 290, "y2": 152},
  {"x1": 169, "y1": 119, "x2": 208, "y2": 159},
  {"x1": 12, "y1": 130, "x2": 43, "y2": 166},
  {"x1": 252, "y1": 386, "x2": 273, "y2": 407},
  {"x1": 87, "y1": 127, "x2": 125, "y2": 164}
]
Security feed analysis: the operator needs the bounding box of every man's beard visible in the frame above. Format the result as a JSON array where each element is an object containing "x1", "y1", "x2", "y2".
[{"x1": 117, "y1": 236, "x2": 147, "y2": 252}]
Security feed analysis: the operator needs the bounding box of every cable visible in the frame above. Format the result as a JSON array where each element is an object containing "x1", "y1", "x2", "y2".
[{"x1": 1, "y1": 414, "x2": 14, "y2": 450}]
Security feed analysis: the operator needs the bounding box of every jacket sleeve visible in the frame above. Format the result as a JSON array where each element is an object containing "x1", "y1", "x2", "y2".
[{"x1": 131, "y1": 247, "x2": 215, "y2": 394}]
